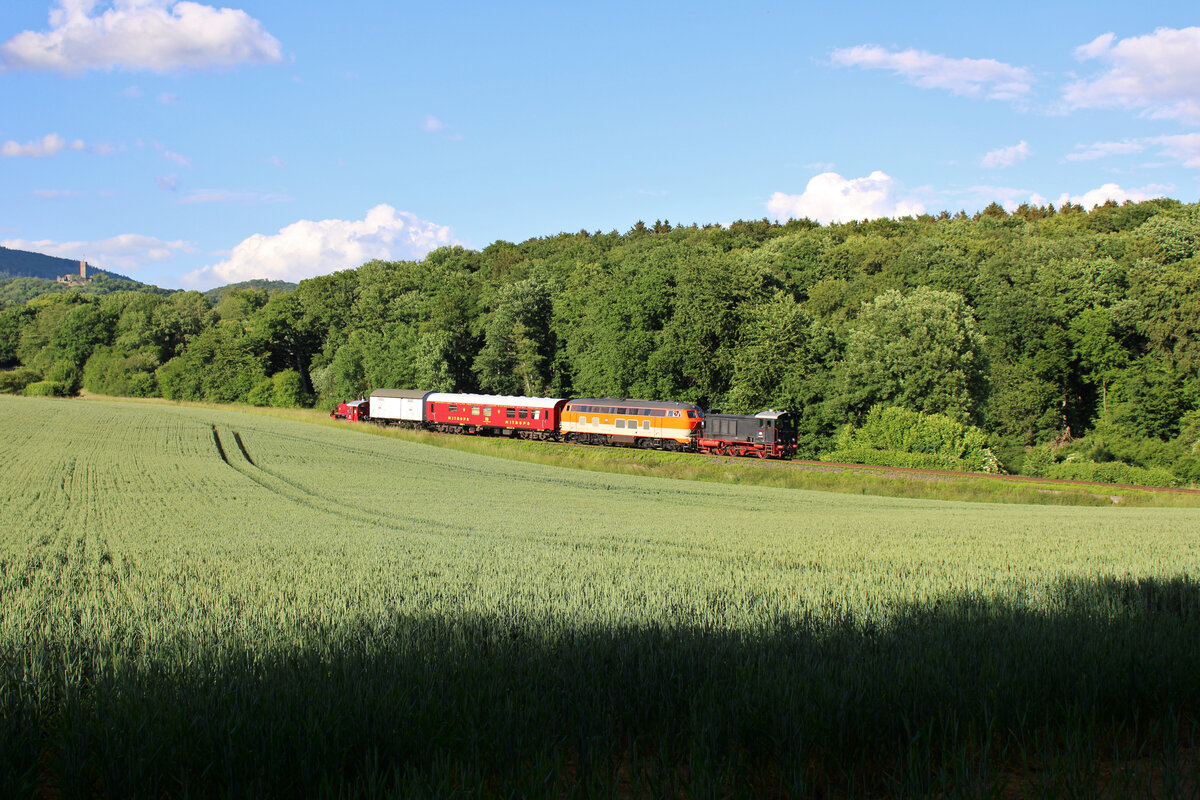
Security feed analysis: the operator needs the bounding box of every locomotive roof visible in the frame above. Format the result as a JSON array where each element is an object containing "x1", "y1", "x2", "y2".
[
  {"x1": 567, "y1": 397, "x2": 700, "y2": 410},
  {"x1": 425, "y1": 392, "x2": 565, "y2": 409},
  {"x1": 369, "y1": 388, "x2": 430, "y2": 399},
  {"x1": 706, "y1": 409, "x2": 790, "y2": 420}
]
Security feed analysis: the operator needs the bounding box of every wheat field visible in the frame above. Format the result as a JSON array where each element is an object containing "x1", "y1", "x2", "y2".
[{"x1": 2, "y1": 395, "x2": 1198, "y2": 797}]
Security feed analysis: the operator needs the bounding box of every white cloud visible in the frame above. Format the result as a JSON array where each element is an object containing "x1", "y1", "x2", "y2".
[
  {"x1": 1065, "y1": 27, "x2": 1200, "y2": 124},
  {"x1": 1065, "y1": 139, "x2": 1145, "y2": 162},
  {"x1": 2, "y1": 133, "x2": 85, "y2": 158},
  {"x1": 183, "y1": 205, "x2": 458, "y2": 287},
  {"x1": 767, "y1": 171, "x2": 925, "y2": 224},
  {"x1": 1057, "y1": 183, "x2": 1170, "y2": 209},
  {"x1": 981, "y1": 141, "x2": 1030, "y2": 169},
  {"x1": 830, "y1": 45, "x2": 1032, "y2": 100},
  {"x1": 0, "y1": 0, "x2": 283, "y2": 74},
  {"x1": 156, "y1": 174, "x2": 179, "y2": 192},
  {"x1": 177, "y1": 189, "x2": 289, "y2": 204},
  {"x1": 421, "y1": 115, "x2": 445, "y2": 133},
  {"x1": 1149, "y1": 134, "x2": 1200, "y2": 169},
  {"x1": 1063, "y1": 135, "x2": 1200, "y2": 168},
  {"x1": 153, "y1": 141, "x2": 192, "y2": 167},
  {"x1": 32, "y1": 189, "x2": 84, "y2": 198},
  {"x1": 1, "y1": 233, "x2": 194, "y2": 273}
]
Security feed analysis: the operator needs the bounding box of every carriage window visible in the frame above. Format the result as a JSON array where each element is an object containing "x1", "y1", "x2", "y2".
[
  {"x1": 506, "y1": 408, "x2": 516, "y2": 418},
  {"x1": 449, "y1": 404, "x2": 457, "y2": 413},
  {"x1": 687, "y1": 410, "x2": 696, "y2": 418},
  {"x1": 614, "y1": 419, "x2": 625, "y2": 429},
  {"x1": 652, "y1": 409, "x2": 665, "y2": 417},
  {"x1": 472, "y1": 406, "x2": 480, "y2": 415},
  {"x1": 642, "y1": 420, "x2": 650, "y2": 430},
  {"x1": 532, "y1": 410, "x2": 540, "y2": 420},
  {"x1": 519, "y1": 409, "x2": 528, "y2": 419},
  {"x1": 484, "y1": 407, "x2": 492, "y2": 416}
]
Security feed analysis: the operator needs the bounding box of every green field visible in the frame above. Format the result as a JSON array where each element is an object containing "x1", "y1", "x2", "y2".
[{"x1": 2, "y1": 395, "x2": 1199, "y2": 797}]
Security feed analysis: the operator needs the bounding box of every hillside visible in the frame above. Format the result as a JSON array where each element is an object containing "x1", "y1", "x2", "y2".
[
  {"x1": 204, "y1": 279, "x2": 298, "y2": 303},
  {"x1": 0, "y1": 245, "x2": 133, "y2": 282}
]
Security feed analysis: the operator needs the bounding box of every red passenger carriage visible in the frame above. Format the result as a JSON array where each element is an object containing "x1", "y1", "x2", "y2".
[{"x1": 424, "y1": 392, "x2": 566, "y2": 440}]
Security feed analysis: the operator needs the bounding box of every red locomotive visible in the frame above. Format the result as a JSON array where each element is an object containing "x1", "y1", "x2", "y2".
[{"x1": 330, "y1": 398, "x2": 369, "y2": 421}]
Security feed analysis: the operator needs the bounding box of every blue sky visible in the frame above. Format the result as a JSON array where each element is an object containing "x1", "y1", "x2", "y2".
[{"x1": 2, "y1": 1, "x2": 1198, "y2": 289}]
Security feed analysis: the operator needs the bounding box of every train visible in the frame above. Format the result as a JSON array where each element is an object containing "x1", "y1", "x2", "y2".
[{"x1": 331, "y1": 389, "x2": 798, "y2": 459}]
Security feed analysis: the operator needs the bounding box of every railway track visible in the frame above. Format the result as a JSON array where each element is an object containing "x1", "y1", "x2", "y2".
[
  {"x1": 341, "y1": 417, "x2": 1200, "y2": 497},
  {"x1": 729, "y1": 456, "x2": 1200, "y2": 496}
]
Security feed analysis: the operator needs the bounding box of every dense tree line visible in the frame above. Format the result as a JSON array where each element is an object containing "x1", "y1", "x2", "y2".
[{"x1": 2, "y1": 199, "x2": 1199, "y2": 482}]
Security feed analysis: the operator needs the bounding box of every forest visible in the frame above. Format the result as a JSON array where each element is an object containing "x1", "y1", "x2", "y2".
[{"x1": 2, "y1": 199, "x2": 1199, "y2": 484}]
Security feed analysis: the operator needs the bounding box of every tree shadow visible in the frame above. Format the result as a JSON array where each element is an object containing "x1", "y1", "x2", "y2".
[{"x1": 5, "y1": 575, "x2": 1199, "y2": 798}]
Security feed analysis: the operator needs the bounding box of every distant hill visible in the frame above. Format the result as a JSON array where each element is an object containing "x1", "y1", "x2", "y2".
[
  {"x1": 204, "y1": 279, "x2": 298, "y2": 303},
  {"x1": 0, "y1": 246, "x2": 134, "y2": 282}
]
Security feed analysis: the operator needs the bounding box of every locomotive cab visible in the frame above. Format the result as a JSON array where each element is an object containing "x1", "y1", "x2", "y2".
[{"x1": 699, "y1": 409, "x2": 796, "y2": 458}]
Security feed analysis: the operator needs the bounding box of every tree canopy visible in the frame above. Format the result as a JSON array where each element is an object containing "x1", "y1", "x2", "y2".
[{"x1": 3, "y1": 199, "x2": 1199, "y2": 481}]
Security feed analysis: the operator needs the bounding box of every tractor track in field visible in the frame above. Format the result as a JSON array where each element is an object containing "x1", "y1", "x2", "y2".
[{"x1": 211, "y1": 424, "x2": 472, "y2": 536}]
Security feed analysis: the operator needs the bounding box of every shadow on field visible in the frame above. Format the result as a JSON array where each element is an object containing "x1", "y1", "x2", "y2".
[{"x1": 4, "y1": 576, "x2": 1200, "y2": 798}]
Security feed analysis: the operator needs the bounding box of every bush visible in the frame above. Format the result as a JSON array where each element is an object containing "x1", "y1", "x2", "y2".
[
  {"x1": 823, "y1": 405, "x2": 1005, "y2": 473},
  {"x1": 42, "y1": 360, "x2": 81, "y2": 395},
  {"x1": 1020, "y1": 445, "x2": 1055, "y2": 477},
  {"x1": 156, "y1": 356, "x2": 200, "y2": 401},
  {"x1": 820, "y1": 447, "x2": 972, "y2": 471},
  {"x1": 83, "y1": 347, "x2": 159, "y2": 398},
  {"x1": 23, "y1": 380, "x2": 68, "y2": 397},
  {"x1": 1043, "y1": 458, "x2": 1177, "y2": 488},
  {"x1": 270, "y1": 369, "x2": 312, "y2": 408},
  {"x1": 0, "y1": 367, "x2": 40, "y2": 394},
  {"x1": 247, "y1": 378, "x2": 273, "y2": 407}
]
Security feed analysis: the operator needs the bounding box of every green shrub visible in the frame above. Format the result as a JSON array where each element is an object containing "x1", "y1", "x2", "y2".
[
  {"x1": 23, "y1": 380, "x2": 67, "y2": 397},
  {"x1": 1021, "y1": 445, "x2": 1055, "y2": 477},
  {"x1": 0, "y1": 367, "x2": 40, "y2": 394},
  {"x1": 83, "y1": 347, "x2": 159, "y2": 398},
  {"x1": 270, "y1": 369, "x2": 312, "y2": 408},
  {"x1": 823, "y1": 405, "x2": 1004, "y2": 473},
  {"x1": 820, "y1": 447, "x2": 972, "y2": 471},
  {"x1": 247, "y1": 378, "x2": 274, "y2": 407},
  {"x1": 1044, "y1": 458, "x2": 1177, "y2": 488},
  {"x1": 42, "y1": 360, "x2": 81, "y2": 394}
]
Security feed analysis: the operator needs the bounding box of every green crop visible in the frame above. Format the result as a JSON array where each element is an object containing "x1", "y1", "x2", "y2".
[{"x1": 2, "y1": 395, "x2": 1199, "y2": 797}]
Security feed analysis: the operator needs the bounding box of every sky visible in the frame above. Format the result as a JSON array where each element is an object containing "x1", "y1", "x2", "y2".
[{"x1": 1, "y1": 1, "x2": 1198, "y2": 290}]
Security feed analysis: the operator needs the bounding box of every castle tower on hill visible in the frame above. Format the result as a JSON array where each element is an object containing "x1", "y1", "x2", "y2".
[{"x1": 57, "y1": 260, "x2": 92, "y2": 286}]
